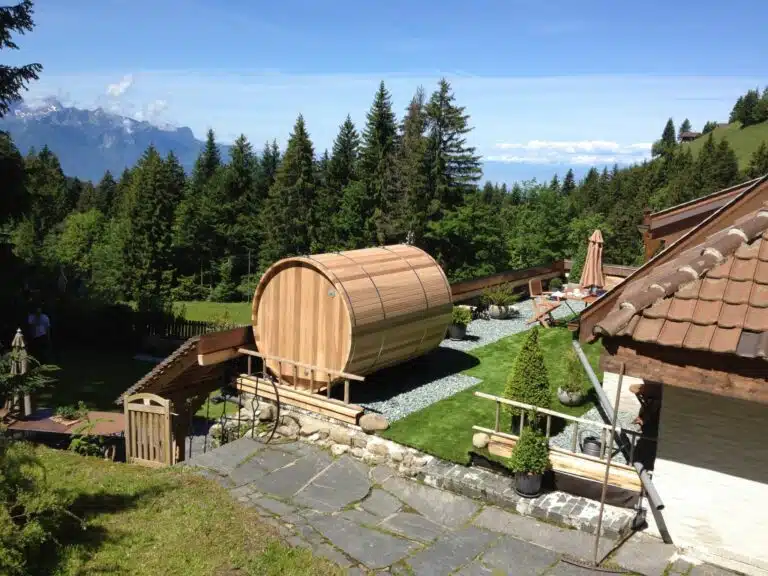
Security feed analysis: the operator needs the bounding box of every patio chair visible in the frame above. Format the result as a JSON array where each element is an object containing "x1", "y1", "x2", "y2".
[{"x1": 527, "y1": 279, "x2": 561, "y2": 327}]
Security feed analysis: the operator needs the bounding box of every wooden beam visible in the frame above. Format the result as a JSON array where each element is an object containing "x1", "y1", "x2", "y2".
[
  {"x1": 237, "y1": 348, "x2": 365, "y2": 381},
  {"x1": 197, "y1": 347, "x2": 241, "y2": 366},
  {"x1": 198, "y1": 326, "x2": 252, "y2": 355},
  {"x1": 479, "y1": 429, "x2": 641, "y2": 492},
  {"x1": 600, "y1": 339, "x2": 768, "y2": 405}
]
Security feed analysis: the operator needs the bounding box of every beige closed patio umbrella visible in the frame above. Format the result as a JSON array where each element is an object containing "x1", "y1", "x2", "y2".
[{"x1": 580, "y1": 230, "x2": 605, "y2": 292}]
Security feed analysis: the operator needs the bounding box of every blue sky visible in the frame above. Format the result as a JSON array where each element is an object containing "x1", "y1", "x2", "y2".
[{"x1": 8, "y1": 0, "x2": 768, "y2": 182}]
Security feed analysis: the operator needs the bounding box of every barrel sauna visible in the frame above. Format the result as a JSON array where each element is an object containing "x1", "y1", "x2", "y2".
[{"x1": 252, "y1": 244, "x2": 453, "y2": 389}]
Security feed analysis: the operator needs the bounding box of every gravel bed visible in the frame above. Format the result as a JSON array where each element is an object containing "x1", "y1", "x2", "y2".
[
  {"x1": 360, "y1": 298, "x2": 587, "y2": 423},
  {"x1": 441, "y1": 298, "x2": 586, "y2": 353},
  {"x1": 548, "y1": 406, "x2": 641, "y2": 465}
]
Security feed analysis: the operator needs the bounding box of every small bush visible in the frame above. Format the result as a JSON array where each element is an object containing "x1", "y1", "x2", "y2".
[
  {"x1": 208, "y1": 309, "x2": 237, "y2": 331},
  {"x1": 452, "y1": 306, "x2": 472, "y2": 327},
  {"x1": 508, "y1": 426, "x2": 550, "y2": 475},
  {"x1": 503, "y1": 326, "x2": 551, "y2": 420},
  {"x1": 481, "y1": 283, "x2": 520, "y2": 307},
  {"x1": 561, "y1": 349, "x2": 586, "y2": 395},
  {"x1": 549, "y1": 278, "x2": 563, "y2": 291},
  {"x1": 171, "y1": 274, "x2": 210, "y2": 301},
  {"x1": 54, "y1": 401, "x2": 89, "y2": 421}
]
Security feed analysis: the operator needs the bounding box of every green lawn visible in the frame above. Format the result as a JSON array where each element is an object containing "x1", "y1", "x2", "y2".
[
  {"x1": 39, "y1": 347, "x2": 156, "y2": 412},
  {"x1": 683, "y1": 121, "x2": 768, "y2": 169},
  {"x1": 176, "y1": 300, "x2": 252, "y2": 325},
  {"x1": 381, "y1": 327, "x2": 602, "y2": 465},
  {"x1": 25, "y1": 445, "x2": 341, "y2": 576}
]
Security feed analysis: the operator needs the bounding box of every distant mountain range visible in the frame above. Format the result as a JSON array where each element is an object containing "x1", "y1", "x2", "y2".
[
  {"x1": 0, "y1": 97, "x2": 579, "y2": 185},
  {"x1": 0, "y1": 98, "x2": 225, "y2": 182}
]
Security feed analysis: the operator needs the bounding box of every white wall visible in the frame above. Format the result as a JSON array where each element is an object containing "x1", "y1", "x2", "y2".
[{"x1": 653, "y1": 385, "x2": 768, "y2": 576}]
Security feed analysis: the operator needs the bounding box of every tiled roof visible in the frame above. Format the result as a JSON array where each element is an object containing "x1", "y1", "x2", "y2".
[{"x1": 594, "y1": 204, "x2": 768, "y2": 359}]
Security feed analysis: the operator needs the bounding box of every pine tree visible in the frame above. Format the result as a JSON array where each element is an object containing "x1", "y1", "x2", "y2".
[
  {"x1": 96, "y1": 170, "x2": 117, "y2": 215},
  {"x1": 335, "y1": 181, "x2": 368, "y2": 250},
  {"x1": 755, "y1": 87, "x2": 768, "y2": 124},
  {"x1": 312, "y1": 149, "x2": 334, "y2": 252},
  {"x1": 712, "y1": 138, "x2": 739, "y2": 189},
  {"x1": 678, "y1": 118, "x2": 692, "y2": 138},
  {"x1": 226, "y1": 134, "x2": 258, "y2": 259},
  {"x1": 652, "y1": 118, "x2": 677, "y2": 157},
  {"x1": 398, "y1": 87, "x2": 429, "y2": 245},
  {"x1": 746, "y1": 142, "x2": 768, "y2": 178},
  {"x1": 0, "y1": 131, "x2": 26, "y2": 224},
  {"x1": 125, "y1": 146, "x2": 177, "y2": 308},
  {"x1": 503, "y1": 326, "x2": 551, "y2": 421},
  {"x1": 740, "y1": 89, "x2": 760, "y2": 126},
  {"x1": 562, "y1": 169, "x2": 576, "y2": 196},
  {"x1": 328, "y1": 115, "x2": 360, "y2": 191},
  {"x1": 0, "y1": 1, "x2": 42, "y2": 117},
  {"x1": 549, "y1": 174, "x2": 560, "y2": 194},
  {"x1": 360, "y1": 81, "x2": 401, "y2": 245},
  {"x1": 702, "y1": 121, "x2": 718, "y2": 134},
  {"x1": 193, "y1": 129, "x2": 222, "y2": 186},
  {"x1": 259, "y1": 115, "x2": 316, "y2": 268}
]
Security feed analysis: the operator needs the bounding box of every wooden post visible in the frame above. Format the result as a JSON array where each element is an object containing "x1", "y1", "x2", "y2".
[
  {"x1": 344, "y1": 379, "x2": 350, "y2": 404},
  {"x1": 494, "y1": 401, "x2": 500, "y2": 432},
  {"x1": 326, "y1": 375, "x2": 331, "y2": 399},
  {"x1": 593, "y1": 362, "x2": 624, "y2": 566},
  {"x1": 310, "y1": 369, "x2": 316, "y2": 394}
]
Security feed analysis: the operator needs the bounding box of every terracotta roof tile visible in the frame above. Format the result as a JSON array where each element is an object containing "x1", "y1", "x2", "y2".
[
  {"x1": 657, "y1": 321, "x2": 689, "y2": 347},
  {"x1": 643, "y1": 298, "x2": 671, "y2": 319},
  {"x1": 730, "y1": 257, "x2": 758, "y2": 281},
  {"x1": 692, "y1": 299, "x2": 723, "y2": 325},
  {"x1": 676, "y1": 279, "x2": 702, "y2": 299},
  {"x1": 718, "y1": 303, "x2": 749, "y2": 329},
  {"x1": 683, "y1": 323, "x2": 717, "y2": 350},
  {"x1": 749, "y1": 283, "x2": 768, "y2": 308},
  {"x1": 699, "y1": 277, "x2": 727, "y2": 300},
  {"x1": 744, "y1": 306, "x2": 768, "y2": 332},
  {"x1": 755, "y1": 261, "x2": 768, "y2": 284},
  {"x1": 632, "y1": 316, "x2": 665, "y2": 342},
  {"x1": 667, "y1": 298, "x2": 697, "y2": 322},
  {"x1": 593, "y1": 198, "x2": 768, "y2": 361},
  {"x1": 709, "y1": 326, "x2": 741, "y2": 354},
  {"x1": 723, "y1": 280, "x2": 752, "y2": 305}
]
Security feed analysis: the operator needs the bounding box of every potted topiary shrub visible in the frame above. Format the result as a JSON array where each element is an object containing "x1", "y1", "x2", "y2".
[
  {"x1": 558, "y1": 349, "x2": 586, "y2": 406},
  {"x1": 481, "y1": 283, "x2": 520, "y2": 319},
  {"x1": 503, "y1": 326, "x2": 551, "y2": 434},
  {"x1": 448, "y1": 306, "x2": 472, "y2": 340},
  {"x1": 509, "y1": 425, "x2": 550, "y2": 497}
]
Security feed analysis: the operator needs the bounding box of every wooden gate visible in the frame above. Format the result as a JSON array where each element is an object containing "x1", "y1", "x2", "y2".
[{"x1": 124, "y1": 393, "x2": 174, "y2": 467}]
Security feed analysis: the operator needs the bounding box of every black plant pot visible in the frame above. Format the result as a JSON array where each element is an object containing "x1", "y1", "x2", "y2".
[
  {"x1": 514, "y1": 472, "x2": 543, "y2": 498},
  {"x1": 448, "y1": 323, "x2": 467, "y2": 340}
]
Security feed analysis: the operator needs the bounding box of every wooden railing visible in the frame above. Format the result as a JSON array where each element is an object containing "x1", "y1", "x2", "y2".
[{"x1": 473, "y1": 391, "x2": 655, "y2": 465}]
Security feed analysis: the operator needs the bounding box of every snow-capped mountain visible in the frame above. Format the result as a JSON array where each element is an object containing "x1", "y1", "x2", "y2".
[{"x1": 0, "y1": 98, "x2": 224, "y2": 181}]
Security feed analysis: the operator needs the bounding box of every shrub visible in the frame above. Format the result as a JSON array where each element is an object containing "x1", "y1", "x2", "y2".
[
  {"x1": 481, "y1": 283, "x2": 520, "y2": 307},
  {"x1": 503, "y1": 326, "x2": 551, "y2": 420},
  {"x1": 54, "y1": 401, "x2": 89, "y2": 422},
  {"x1": 451, "y1": 306, "x2": 471, "y2": 327},
  {"x1": 171, "y1": 274, "x2": 210, "y2": 301},
  {"x1": 0, "y1": 441, "x2": 80, "y2": 576},
  {"x1": 561, "y1": 349, "x2": 586, "y2": 395},
  {"x1": 549, "y1": 278, "x2": 563, "y2": 291},
  {"x1": 508, "y1": 426, "x2": 550, "y2": 475}
]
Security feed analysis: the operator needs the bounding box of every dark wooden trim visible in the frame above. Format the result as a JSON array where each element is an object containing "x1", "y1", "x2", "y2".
[{"x1": 600, "y1": 337, "x2": 768, "y2": 405}]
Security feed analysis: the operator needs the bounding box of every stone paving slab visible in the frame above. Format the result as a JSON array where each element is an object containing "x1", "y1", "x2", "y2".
[
  {"x1": 611, "y1": 533, "x2": 678, "y2": 576},
  {"x1": 480, "y1": 535, "x2": 560, "y2": 575},
  {"x1": 292, "y1": 456, "x2": 371, "y2": 512},
  {"x1": 405, "y1": 526, "x2": 499, "y2": 575},
  {"x1": 249, "y1": 450, "x2": 333, "y2": 498},
  {"x1": 306, "y1": 514, "x2": 419, "y2": 569},
  {"x1": 382, "y1": 475, "x2": 480, "y2": 528},
  {"x1": 361, "y1": 488, "x2": 403, "y2": 518},
  {"x1": 379, "y1": 512, "x2": 445, "y2": 543}
]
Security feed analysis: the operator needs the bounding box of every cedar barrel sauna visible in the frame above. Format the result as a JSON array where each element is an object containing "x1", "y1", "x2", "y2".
[{"x1": 252, "y1": 244, "x2": 453, "y2": 388}]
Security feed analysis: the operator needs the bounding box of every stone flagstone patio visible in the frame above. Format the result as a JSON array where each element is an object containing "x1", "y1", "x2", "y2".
[{"x1": 182, "y1": 437, "x2": 736, "y2": 576}]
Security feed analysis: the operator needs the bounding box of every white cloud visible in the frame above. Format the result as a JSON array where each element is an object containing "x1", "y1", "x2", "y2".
[
  {"x1": 106, "y1": 74, "x2": 134, "y2": 97},
  {"x1": 490, "y1": 140, "x2": 653, "y2": 165}
]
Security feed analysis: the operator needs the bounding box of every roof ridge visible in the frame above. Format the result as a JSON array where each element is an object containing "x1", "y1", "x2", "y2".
[{"x1": 595, "y1": 206, "x2": 768, "y2": 337}]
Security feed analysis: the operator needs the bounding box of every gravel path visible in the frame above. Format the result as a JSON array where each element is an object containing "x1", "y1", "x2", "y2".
[{"x1": 360, "y1": 298, "x2": 587, "y2": 422}]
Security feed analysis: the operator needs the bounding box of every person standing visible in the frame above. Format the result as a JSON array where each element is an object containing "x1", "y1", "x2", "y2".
[{"x1": 27, "y1": 306, "x2": 51, "y2": 362}]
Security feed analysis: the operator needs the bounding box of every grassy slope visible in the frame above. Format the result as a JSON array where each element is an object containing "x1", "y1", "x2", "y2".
[
  {"x1": 683, "y1": 121, "x2": 768, "y2": 169},
  {"x1": 31, "y1": 446, "x2": 341, "y2": 576},
  {"x1": 176, "y1": 301, "x2": 252, "y2": 325},
  {"x1": 381, "y1": 327, "x2": 602, "y2": 465}
]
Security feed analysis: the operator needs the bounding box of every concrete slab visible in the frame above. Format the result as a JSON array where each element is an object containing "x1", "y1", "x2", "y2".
[
  {"x1": 406, "y1": 526, "x2": 498, "y2": 576},
  {"x1": 382, "y1": 476, "x2": 479, "y2": 528}
]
